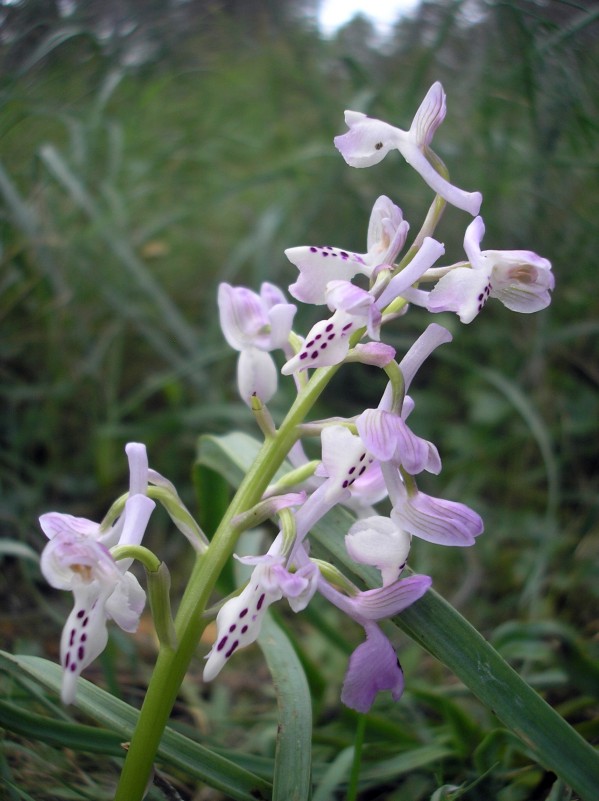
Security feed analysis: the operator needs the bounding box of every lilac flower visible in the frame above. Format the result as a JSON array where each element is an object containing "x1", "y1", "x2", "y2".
[
  {"x1": 314, "y1": 558, "x2": 432, "y2": 712},
  {"x1": 203, "y1": 535, "x2": 319, "y2": 681},
  {"x1": 282, "y1": 238, "x2": 445, "y2": 374},
  {"x1": 427, "y1": 216, "x2": 554, "y2": 323},
  {"x1": 334, "y1": 82, "x2": 482, "y2": 216},
  {"x1": 286, "y1": 195, "x2": 409, "y2": 305},
  {"x1": 218, "y1": 282, "x2": 296, "y2": 404},
  {"x1": 39, "y1": 444, "x2": 155, "y2": 703}
]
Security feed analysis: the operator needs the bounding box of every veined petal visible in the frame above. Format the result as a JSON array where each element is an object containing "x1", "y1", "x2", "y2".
[
  {"x1": 356, "y1": 409, "x2": 397, "y2": 461},
  {"x1": 281, "y1": 310, "x2": 357, "y2": 374},
  {"x1": 408, "y1": 81, "x2": 446, "y2": 148},
  {"x1": 345, "y1": 515, "x2": 411, "y2": 586},
  {"x1": 341, "y1": 623, "x2": 404, "y2": 712},
  {"x1": 350, "y1": 342, "x2": 396, "y2": 367},
  {"x1": 334, "y1": 112, "x2": 401, "y2": 168},
  {"x1": 41, "y1": 532, "x2": 118, "y2": 591},
  {"x1": 237, "y1": 347, "x2": 278, "y2": 405},
  {"x1": 348, "y1": 574, "x2": 432, "y2": 619},
  {"x1": 286, "y1": 245, "x2": 369, "y2": 305},
  {"x1": 391, "y1": 483, "x2": 483, "y2": 546},
  {"x1": 218, "y1": 284, "x2": 268, "y2": 351},
  {"x1": 39, "y1": 512, "x2": 99, "y2": 542},
  {"x1": 488, "y1": 250, "x2": 554, "y2": 313},
  {"x1": 60, "y1": 582, "x2": 112, "y2": 704}
]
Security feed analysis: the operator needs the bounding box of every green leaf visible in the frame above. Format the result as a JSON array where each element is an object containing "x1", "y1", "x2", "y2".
[
  {"x1": 0, "y1": 652, "x2": 272, "y2": 801},
  {"x1": 258, "y1": 615, "x2": 312, "y2": 801},
  {"x1": 196, "y1": 430, "x2": 599, "y2": 801}
]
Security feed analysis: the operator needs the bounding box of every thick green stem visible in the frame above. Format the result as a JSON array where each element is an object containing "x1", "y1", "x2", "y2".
[{"x1": 114, "y1": 363, "x2": 340, "y2": 801}]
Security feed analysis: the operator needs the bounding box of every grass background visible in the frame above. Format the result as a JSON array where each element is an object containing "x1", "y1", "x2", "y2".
[{"x1": 0, "y1": 0, "x2": 598, "y2": 798}]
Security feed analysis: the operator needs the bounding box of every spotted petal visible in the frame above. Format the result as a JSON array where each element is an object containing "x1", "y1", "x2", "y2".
[{"x1": 281, "y1": 310, "x2": 357, "y2": 373}]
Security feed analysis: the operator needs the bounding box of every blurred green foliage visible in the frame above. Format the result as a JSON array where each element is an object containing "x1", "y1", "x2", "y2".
[{"x1": 1, "y1": 0, "x2": 598, "y2": 798}]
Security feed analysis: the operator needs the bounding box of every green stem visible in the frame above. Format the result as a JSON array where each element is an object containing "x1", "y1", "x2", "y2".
[
  {"x1": 114, "y1": 363, "x2": 341, "y2": 801},
  {"x1": 347, "y1": 714, "x2": 366, "y2": 801}
]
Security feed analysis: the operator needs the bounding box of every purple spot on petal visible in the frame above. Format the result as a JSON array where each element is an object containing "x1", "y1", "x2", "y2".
[
  {"x1": 257, "y1": 594, "x2": 266, "y2": 610},
  {"x1": 342, "y1": 323, "x2": 353, "y2": 331},
  {"x1": 311, "y1": 350, "x2": 319, "y2": 359},
  {"x1": 225, "y1": 640, "x2": 239, "y2": 659},
  {"x1": 342, "y1": 480, "x2": 349, "y2": 488},
  {"x1": 359, "y1": 466, "x2": 366, "y2": 475},
  {"x1": 78, "y1": 646, "x2": 85, "y2": 661},
  {"x1": 239, "y1": 608, "x2": 248, "y2": 618},
  {"x1": 65, "y1": 653, "x2": 70, "y2": 668},
  {"x1": 76, "y1": 610, "x2": 85, "y2": 619},
  {"x1": 325, "y1": 323, "x2": 334, "y2": 332},
  {"x1": 241, "y1": 625, "x2": 248, "y2": 633},
  {"x1": 300, "y1": 352, "x2": 308, "y2": 360},
  {"x1": 217, "y1": 636, "x2": 228, "y2": 652},
  {"x1": 321, "y1": 343, "x2": 327, "y2": 349},
  {"x1": 69, "y1": 629, "x2": 75, "y2": 646},
  {"x1": 229, "y1": 624, "x2": 236, "y2": 633},
  {"x1": 328, "y1": 333, "x2": 335, "y2": 340},
  {"x1": 80, "y1": 633, "x2": 87, "y2": 643},
  {"x1": 70, "y1": 663, "x2": 77, "y2": 672},
  {"x1": 349, "y1": 466, "x2": 355, "y2": 474},
  {"x1": 314, "y1": 333, "x2": 321, "y2": 340},
  {"x1": 310, "y1": 246, "x2": 317, "y2": 252},
  {"x1": 306, "y1": 339, "x2": 315, "y2": 347}
]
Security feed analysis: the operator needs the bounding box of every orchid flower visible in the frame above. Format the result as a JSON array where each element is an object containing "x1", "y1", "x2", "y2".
[
  {"x1": 218, "y1": 282, "x2": 296, "y2": 404},
  {"x1": 39, "y1": 443, "x2": 155, "y2": 703},
  {"x1": 334, "y1": 82, "x2": 482, "y2": 216},
  {"x1": 426, "y1": 216, "x2": 554, "y2": 323},
  {"x1": 310, "y1": 540, "x2": 432, "y2": 712},
  {"x1": 203, "y1": 534, "x2": 319, "y2": 681},
  {"x1": 282, "y1": 238, "x2": 445, "y2": 374},
  {"x1": 286, "y1": 195, "x2": 409, "y2": 305}
]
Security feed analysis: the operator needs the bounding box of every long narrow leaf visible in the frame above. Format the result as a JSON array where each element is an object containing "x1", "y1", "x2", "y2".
[
  {"x1": 258, "y1": 615, "x2": 312, "y2": 801},
  {"x1": 0, "y1": 652, "x2": 272, "y2": 801}
]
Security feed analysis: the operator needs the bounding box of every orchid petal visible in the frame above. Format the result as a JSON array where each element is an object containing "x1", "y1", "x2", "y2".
[
  {"x1": 350, "y1": 342, "x2": 396, "y2": 367},
  {"x1": 125, "y1": 442, "x2": 149, "y2": 496},
  {"x1": 345, "y1": 515, "x2": 411, "y2": 586},
  {"x1": 426, "y1": 266, "x2": 492, "y2": 323},
  {"x1": 334, "y1": 113, "x2": 400, "y2": 168},
  {"x1": 281, "y1": 310, "x2": 357, "y2": 374},
  {"x1": 391, "y1": 482, "x2": 483, "y2": 546},
  {"x1": 237, "y1": 347, "x2": 278, "y2": 405},
  {"x1": 376, "y1": 237, "x2": 445, "y2": 310},
  {"x1": 286, "y1": 245, "x2": 369, "y2": 305},
  {"x1": 348, "y1": 574, "x2": 432, "y2": 619},
  {"x1": 488, "y1": 250, "x2": 554, "y2": 313},
  {"x1": 218, "y1": 284, "x2": 268, "y2": 351},
  {"x1": 203, "y1": 577, "x2": 282, "y2": 682},
  {"x1": 105, "y1": 571, "x2": 146, "y2": 632},
  {"x1": 341, "y1": 623, "x2": 404, "y2": 712},
  {"x1": 39, "y1": 512, "x2": 99, "y2": 542},
  {"x1": 398, "y1": 323, "x2": 452, "y2": 392},
  {"x1": 408, "y1": 81, "x2": 446, "y2": 148},
  {"x1": 366, "y1": 195, "x2": 409, "y2": 265},
  {"x1": 319, "y1": 425, "x2": 375, "y2": 501},
  {"x1": 60, "y1": 583, "x2": 111, "y2": 704}
]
